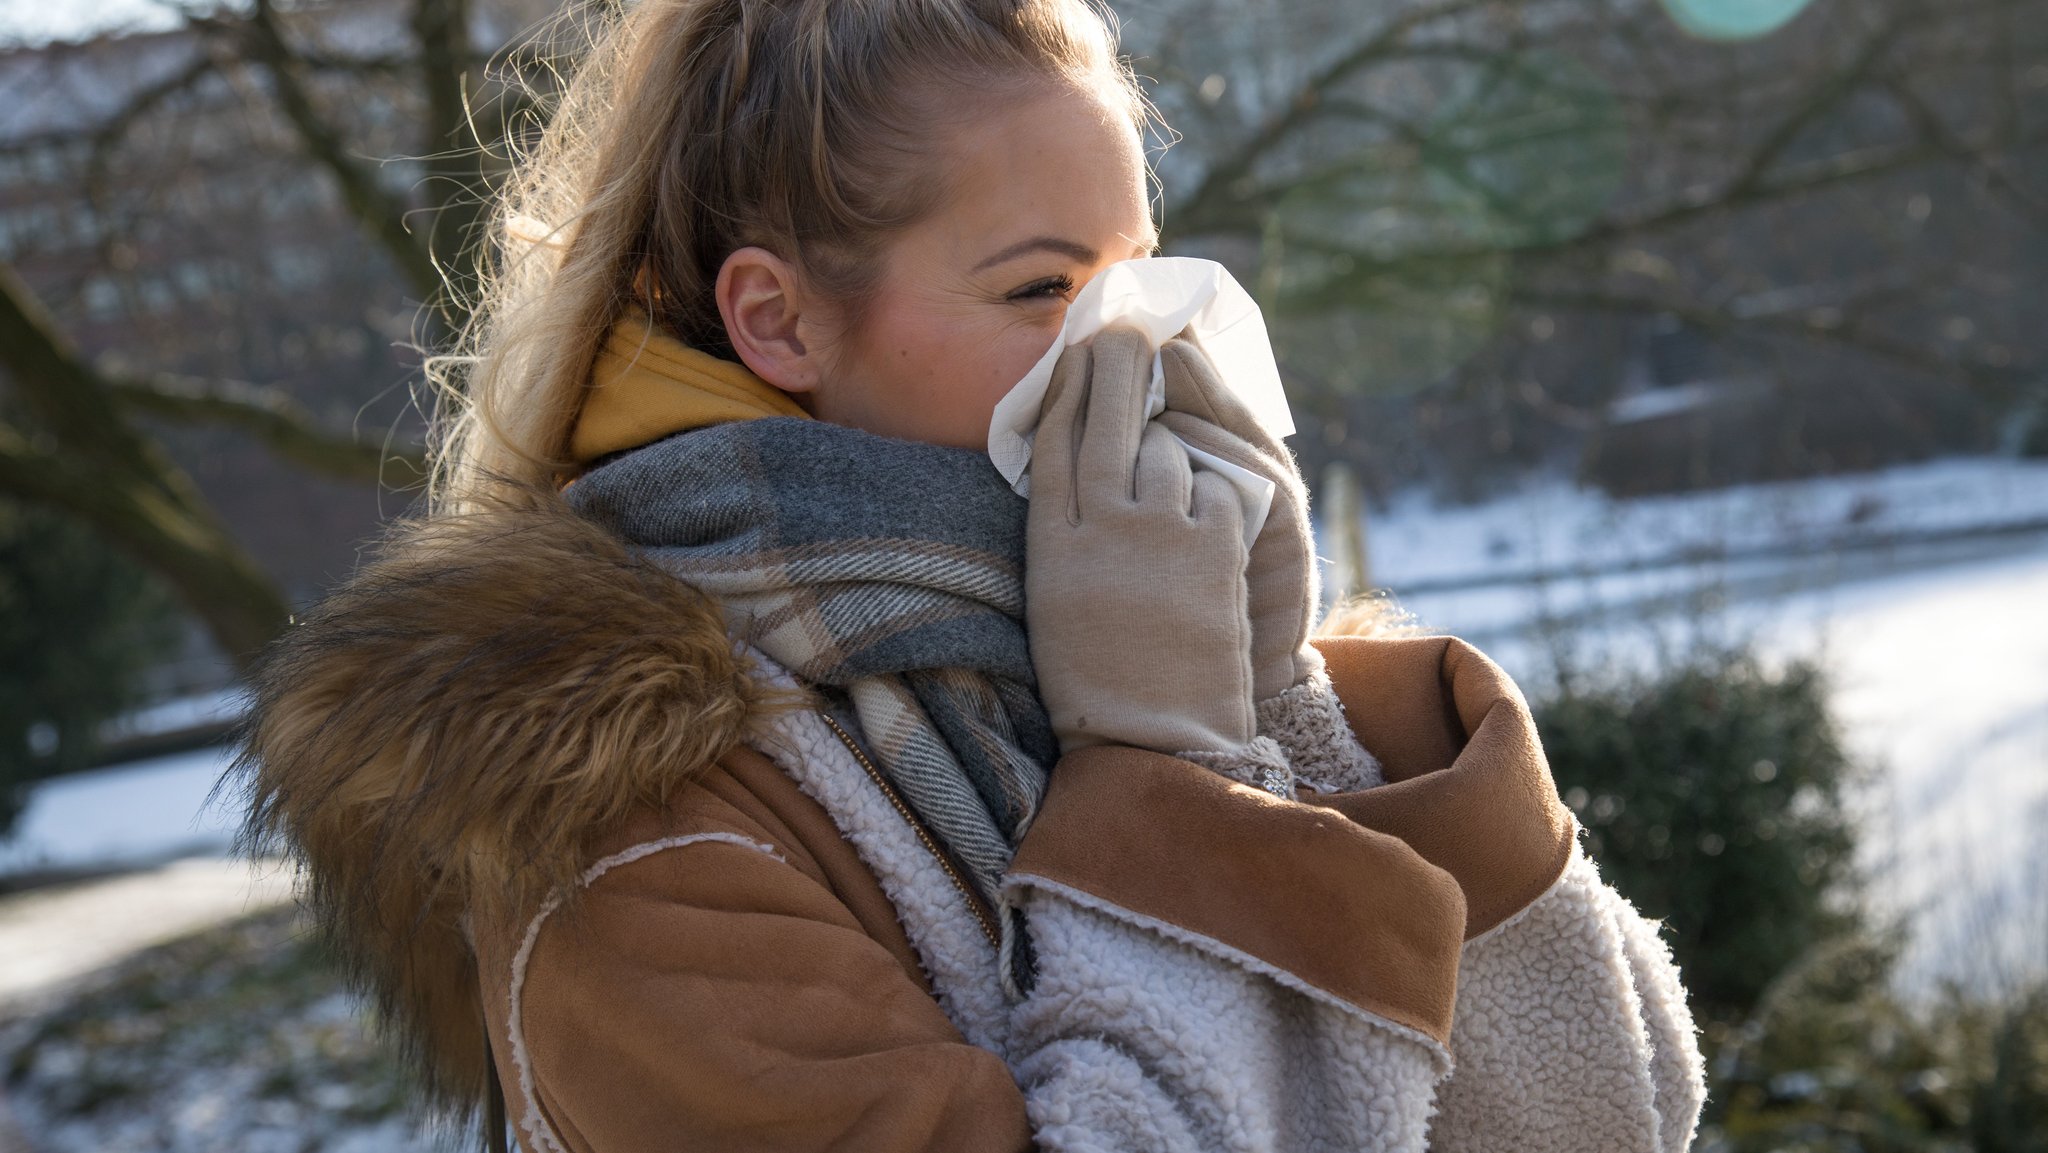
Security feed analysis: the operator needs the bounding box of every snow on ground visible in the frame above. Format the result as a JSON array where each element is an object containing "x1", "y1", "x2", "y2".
[
  {"x1": 0, "y1": 857, "x2": 297, "y2": 1010},
  {"x1": 0, "y1": 745, "x2": 239, "y2": 877},
  {"x1": 1760, "y1": 546, "x2": 2048, "y2": 993},
  {"x1": 0, "y1": 906, "x2": 436, "y2": 1153},
  {"x1": 1362, "y1": 455, "x2": 2048, "y2": 590},
  {"x1": 1349, "y1": 456, "x2": 2048, "y2": 995}
]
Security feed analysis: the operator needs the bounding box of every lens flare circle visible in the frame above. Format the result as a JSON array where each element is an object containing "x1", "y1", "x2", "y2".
[{"x1": 1659, "y1": 0, "x2": 1815, "y2": 40}]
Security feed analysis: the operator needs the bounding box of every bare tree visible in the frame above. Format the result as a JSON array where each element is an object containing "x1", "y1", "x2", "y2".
[
  {"x1": 1129, "y1": 0, "x2": 2046, "y2": 489},
  {"x1": 1, "y1": 0, "x2": 2041, "y2": 667},
  {"x1": 0, "y1": 0, "x2": 541, "y2": 668}
]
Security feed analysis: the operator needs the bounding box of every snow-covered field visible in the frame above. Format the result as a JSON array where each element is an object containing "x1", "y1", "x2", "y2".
[
  {"x1": 0, "y1": 745, "x2": 240, "y2": 878},
  {"x1": 1353, "y1": 456, "x2": 2048, "y2": 993},
  {"x1": 1366, "y1": 455, "x2": 2048, "y2": 593},
  {"x1": 1779, "y1": 546, "x2": 2048, "y2": 993}
]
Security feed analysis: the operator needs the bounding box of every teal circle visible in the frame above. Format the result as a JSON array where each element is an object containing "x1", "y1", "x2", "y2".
[{"x1": 1659, "y1": 0, "x2": 1816, "y2": 40}]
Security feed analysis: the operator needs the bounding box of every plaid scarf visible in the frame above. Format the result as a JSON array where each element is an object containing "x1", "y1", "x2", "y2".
[{"x1": 567, "y1": 417, "x2": 1059, "y2": 925}]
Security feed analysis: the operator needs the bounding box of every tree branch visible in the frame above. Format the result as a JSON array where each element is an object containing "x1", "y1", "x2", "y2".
[
  {"x1": 1716, "y1": 10, "x2": 1920, "y2": 203},
  {"x1": 108, "y1": 374, "x2": 424, "y2": 485},
  {"x1": 218, "y1": 0, "x2": 441, "y2": 300},
  {"x1": 0, "y1": 420, "x2": 87, "y2": 513},
  {"x1": 1165, "y1": 0, "x2": 1495, "y2": 237},
  {"x1": 82, "y1": 50, "x2": 218, "y2": 221},
  {"x1": 0, "y1": 263, "x2": 176, "y2": 495},
  {"x1": 1293, "y1": 121, "x2": 2033, "y2": 287},
  {"x1": 0, "y1": 422, "x2": 289, "y2": 669},
  {"x1": 1880, "y1": 71, "x2": 2048, "y2": 234},
  {"x1": 410, "y1": 0, "x2": 487, "y2": 326},
  {"x1": 0, "y1": 261, "x2": 289, "y2": 669}
]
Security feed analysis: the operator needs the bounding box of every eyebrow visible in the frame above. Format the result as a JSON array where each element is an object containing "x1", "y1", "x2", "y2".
[{"x1": 972, "y1": 231, "x2": 1161, "y2": 273}]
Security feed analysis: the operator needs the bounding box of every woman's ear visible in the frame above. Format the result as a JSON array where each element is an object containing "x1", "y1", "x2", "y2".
[{"x1": 716, "y1": 247, "x2": 821, "y2": 397}]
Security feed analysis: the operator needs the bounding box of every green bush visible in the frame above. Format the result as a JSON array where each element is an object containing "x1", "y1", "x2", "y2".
[
  {"x1": 1531, "y1": 641, "x2": 2048, "y2": 1150},
  {"x1": 0, "y1": 499, "x2": 180, "y2": 835},
  {"x1": 1534, "y1": 650, "x2": 1860, "y2": 1029},
  {"x1": 1706, "y1": 933, "x2": 2048, "y2": 1153},
  {"x1": 1966, "y1": 986, "x2": 2048, "y2": 1153}
]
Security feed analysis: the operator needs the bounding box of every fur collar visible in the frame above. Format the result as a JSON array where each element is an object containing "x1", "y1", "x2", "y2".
[{"x1": 234, "y1": 491, "x2": 770, "y2": 1111}]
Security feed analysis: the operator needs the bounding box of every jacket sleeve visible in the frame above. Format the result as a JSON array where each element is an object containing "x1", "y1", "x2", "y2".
[
  {"x1": 1002, "y1": 745, "x2": 1466, "y2": 1153},
  {"x1": 1426, "y1": 848, "x2": 1706, "y2": 1153},
  {"x1": 1307, "y1": 634, "x2": 1707, "y2": 1153},
  {"x1": 495, "y1": 832, "x2": 1034, "y2": 1153}
]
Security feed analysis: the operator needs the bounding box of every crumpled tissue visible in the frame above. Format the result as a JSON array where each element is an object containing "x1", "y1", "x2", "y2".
[{"x1": 987, "y1": 257, "x2": 1295, "y2": 545}]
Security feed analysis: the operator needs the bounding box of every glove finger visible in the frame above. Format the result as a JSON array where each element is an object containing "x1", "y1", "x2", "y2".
[
  {"x1": 1156, "y1": 409, "x2": 1282, "y2": 478},
  {"x1": 1156, "y1": 411, "x2": 1307, "y2": 541},
  {"x1": 1160, "y1": 336, "x2": 1288, "y2": 462},
  {"x1": 1034, "y1": 338, "x2": 1092, "y2": 525},
  {"x1": 1166, "y1": 413, "x2": 1318, "y2": 701},
  {"x1": 1077, "y1": 325, "x2": 1156, "y2": 505},
  {"x1": 1134, "y1": 420, "x2": 1195, "y2": 518},
  {"x1": 1189, "y1": 466, "x2": 1247, "y2": 547}
]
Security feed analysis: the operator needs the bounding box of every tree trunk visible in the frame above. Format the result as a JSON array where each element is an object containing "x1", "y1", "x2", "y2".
[{"x1": 1319, "y1": 460, "x2": 1371, "y2": 604}]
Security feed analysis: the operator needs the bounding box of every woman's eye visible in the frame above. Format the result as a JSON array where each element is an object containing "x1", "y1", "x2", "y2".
[{"x1": 1008, "y1": 275, "x2": 1076, "y2": 302}]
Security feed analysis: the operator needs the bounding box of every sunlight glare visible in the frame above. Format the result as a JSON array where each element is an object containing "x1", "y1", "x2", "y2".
[{"x1": 1659, "y1": 0, "x2": 1817, "y2": 41}]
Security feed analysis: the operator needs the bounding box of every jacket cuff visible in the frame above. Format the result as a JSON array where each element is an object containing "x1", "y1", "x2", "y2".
[
  {"x1": 1007, "y1": 744, "x2": 1467, "y2": 1047},
  {"x1": 1255, "y1": 670, "x2": 1384, "y2": 794},
  {"x1": 1308, "y1": 635, "x2": 1576, "y2": 940},
  {"x1": 1173, "y1": 735, "x2": 1294, "y2": 798}
]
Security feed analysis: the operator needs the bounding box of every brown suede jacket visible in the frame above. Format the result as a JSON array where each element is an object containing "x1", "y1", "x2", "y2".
[{"x1": 239, "y1": 497, "x2": 1698, "y2": 1152}]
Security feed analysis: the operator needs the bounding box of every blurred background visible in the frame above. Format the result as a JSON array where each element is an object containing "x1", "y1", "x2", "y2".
[{"x1": 0, "y1": 0, "x2": 2042, "y2": 1148}]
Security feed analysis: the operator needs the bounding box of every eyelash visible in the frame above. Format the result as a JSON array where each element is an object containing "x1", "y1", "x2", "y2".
[{"x1": 1009, "y1": 275, "x2": 1076, "y2": 301}]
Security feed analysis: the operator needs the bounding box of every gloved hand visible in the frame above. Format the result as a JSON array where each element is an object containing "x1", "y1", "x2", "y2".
[
  {"x1": 1154, "y1": 334, "x2": 1323, "y2": 703},
  {"x1": 1025, "y1": 325, "x2": 1256, "y2": 756}
]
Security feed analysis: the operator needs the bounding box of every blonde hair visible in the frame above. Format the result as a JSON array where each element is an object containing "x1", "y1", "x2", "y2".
[
  {"x1": 433, "y1": 0, "x2": 1151, "y2": 508},
  {"x1": 1316, "y1": 591, "x2": 1426, "y2": 639}
]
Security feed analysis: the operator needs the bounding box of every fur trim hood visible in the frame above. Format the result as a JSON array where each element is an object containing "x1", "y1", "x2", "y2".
[{"x1": 233, "y1": 493, "x2": 770, "y2": 1109}]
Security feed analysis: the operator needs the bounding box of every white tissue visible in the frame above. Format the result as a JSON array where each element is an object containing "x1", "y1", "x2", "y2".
[{"x1": 987, "y1": 257, "x2": 1295, "y2": 545}]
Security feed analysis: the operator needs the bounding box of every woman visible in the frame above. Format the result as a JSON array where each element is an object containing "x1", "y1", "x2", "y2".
[{"x1": 237, "y1": 0, "x2": 1706, "y2": 1149}]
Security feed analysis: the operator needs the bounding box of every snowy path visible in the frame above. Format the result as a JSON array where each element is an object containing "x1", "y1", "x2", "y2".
[
  {"x1": 0, "y1": 746, "x2": 299, "y2": 1014},
  {"x1": 0, "y1": 857, "x2": 298, "y2": 1012}
]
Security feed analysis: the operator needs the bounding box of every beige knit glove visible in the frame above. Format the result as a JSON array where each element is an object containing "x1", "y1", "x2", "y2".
[
  {"x1": 1024, "y1": 325, "x2": 1257, "y2": 756},
  {"x1": 1154, "y1": 335, "x2": 1324, "y2": 703}
]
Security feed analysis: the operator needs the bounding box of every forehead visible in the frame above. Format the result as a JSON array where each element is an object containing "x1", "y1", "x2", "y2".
[{"x1": 924, "y1": 81, "x2": 1155, "y2": 254}]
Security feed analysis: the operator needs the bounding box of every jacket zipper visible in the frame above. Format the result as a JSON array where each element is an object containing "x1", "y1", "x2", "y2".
[{"x1": 817, "y1": 711, "x2": 1003, "y2": 951}]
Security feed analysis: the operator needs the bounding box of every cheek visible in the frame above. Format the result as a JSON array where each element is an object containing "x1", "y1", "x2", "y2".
[
  {"x1": 885, "y1": 311, "x2": 1059, "y2": 402},
  {"x1": 929, "y1": 320, "x2": 1059, "y2": 447},
  {"x1": 840, "y1": 285, "x2": 1066, "y2": 446},
  {"x1": 979, "y1": 322, "x2": 1063, "y2": 390}
]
